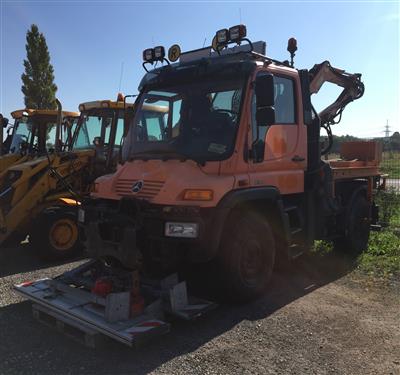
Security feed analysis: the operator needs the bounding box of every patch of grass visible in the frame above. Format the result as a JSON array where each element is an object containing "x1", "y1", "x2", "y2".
[
  {"x1": 380, "y1": 151, "x2": 400, "y2": 178},
  {"x1": 375, "y1": 188, "x2": 400, "y2": 227},
  {"x1": 311, "y1": 240, "x2": 333, "y2": 255},
  {"x1": 357, "y1": 230, "x2": 400, "y2": 278}
]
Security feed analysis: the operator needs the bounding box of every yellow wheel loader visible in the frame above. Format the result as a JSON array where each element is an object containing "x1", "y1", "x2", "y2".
[{"x1": 0, "y1": 97, "x2": 130, "y2": 259}]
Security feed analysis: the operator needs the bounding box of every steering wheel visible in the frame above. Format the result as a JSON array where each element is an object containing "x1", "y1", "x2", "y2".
[{"x1": 213, "y1": 108, "x2": 237, "y2": 124}]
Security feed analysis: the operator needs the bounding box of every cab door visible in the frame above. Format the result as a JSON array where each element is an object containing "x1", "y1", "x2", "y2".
[{"x1": 248, "y1": 68, "x2": 307, "y2": 194}]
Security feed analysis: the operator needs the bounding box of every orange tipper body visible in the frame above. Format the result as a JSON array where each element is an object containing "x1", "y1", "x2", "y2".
[{"x1": 81, "y1": 36, "x2": 383, "y2": 301}]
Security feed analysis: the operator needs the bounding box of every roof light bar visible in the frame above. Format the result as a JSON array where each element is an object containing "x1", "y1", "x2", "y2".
[
  {"x1": 214, "y1": 24, "x2": 252, "y2": 53},
  {"x1": 142, "y1": 45, "x2": 170, "y2": 72}
]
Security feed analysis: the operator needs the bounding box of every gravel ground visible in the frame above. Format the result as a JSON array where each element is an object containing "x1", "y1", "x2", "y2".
[{"x1": 0, "y1": 243, "x2": 399, "y2": 375}]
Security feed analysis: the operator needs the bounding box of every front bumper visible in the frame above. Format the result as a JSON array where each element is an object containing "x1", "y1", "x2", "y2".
[{"x1": 80, "y1": 197, "x2": 228, "y2": 268}]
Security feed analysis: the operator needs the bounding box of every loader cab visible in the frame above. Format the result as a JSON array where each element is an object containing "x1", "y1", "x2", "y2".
[
  {"x1": 9, "y1": 110, "x2": 79, "y2": 155},
  {"x1": 72, "y1": 99, "x2": 129, "y2": 171}
]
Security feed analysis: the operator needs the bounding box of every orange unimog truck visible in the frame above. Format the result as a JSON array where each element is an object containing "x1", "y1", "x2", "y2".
[{"x1": 79, "y1": 26, "x2": 382, "y2": 302}]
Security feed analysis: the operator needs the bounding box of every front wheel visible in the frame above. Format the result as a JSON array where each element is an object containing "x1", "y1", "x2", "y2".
[
  {"x1": 30, "y1": 209, "x2": 82, "y2": 260},
  {"x1": 217, "y1": 211, "x2": 276, "y2": 303}
]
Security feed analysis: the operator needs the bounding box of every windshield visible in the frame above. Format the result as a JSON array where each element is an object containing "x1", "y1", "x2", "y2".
[
  {"x1": 123, "y1": 79, "x2": 245, "y2": 162},
  {"x1": 73, "y1": 109, "x2": 114, "y2": 150},
  {"x1": 9, "y1": 118, "x2": 33, "y2": 153}
]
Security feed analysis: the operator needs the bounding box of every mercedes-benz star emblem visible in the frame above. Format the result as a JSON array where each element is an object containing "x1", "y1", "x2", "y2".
[{"x1": 131, "y1": 180, "x2": 144, "y2": 193}]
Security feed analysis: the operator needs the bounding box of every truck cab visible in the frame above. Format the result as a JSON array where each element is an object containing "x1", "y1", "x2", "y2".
[{"x1": 81, "y1": 27, "x2": 382, "y2": 302}]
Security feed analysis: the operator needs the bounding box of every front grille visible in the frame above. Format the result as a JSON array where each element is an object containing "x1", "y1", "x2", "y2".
[{"x1": 115, "y1": 179, "x2": 164, "y2": 200}]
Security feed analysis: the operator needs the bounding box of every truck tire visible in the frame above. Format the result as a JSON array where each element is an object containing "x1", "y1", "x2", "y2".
[
  {"x1": 334, "y1": 194, "x2": 371, "y2": 254},
  {"x1": 217, "y1": 211, "x2": 275, "y2": 303},
  {"x1": 30, "y1": 209, "x2": 82, "y2": 260}
]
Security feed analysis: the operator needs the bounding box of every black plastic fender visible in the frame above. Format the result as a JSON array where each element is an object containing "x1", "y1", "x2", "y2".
[{"x1": 207, "y1": 187, "x2": 289, "y2": 259}]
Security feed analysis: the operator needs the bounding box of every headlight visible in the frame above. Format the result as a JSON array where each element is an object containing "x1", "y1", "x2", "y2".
[
  {"x1": 165, "y1": 222, "x2": 199, "y2": 238},
  {"x1": 78, "y1": 208, "x2": 85, "y2": 223}
]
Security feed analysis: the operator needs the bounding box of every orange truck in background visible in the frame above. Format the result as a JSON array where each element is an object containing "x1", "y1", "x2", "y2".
[{"x1": 78, "y1": 26, "x2": 383, "y2": 302}]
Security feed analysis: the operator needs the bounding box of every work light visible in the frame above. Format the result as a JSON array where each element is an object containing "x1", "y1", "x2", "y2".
[
  {"x1": 216, "y1": 28, "x2": 229, "y2": 45},
  {"x1": 154, "y1": 46, "x2": 165, "y2": 60},
  {"x1": 143, "y1": 48, "x2": 155, "y2": 62},
  {"x1": 229, "y1": 24, "x2": 247, "y2": 42}
]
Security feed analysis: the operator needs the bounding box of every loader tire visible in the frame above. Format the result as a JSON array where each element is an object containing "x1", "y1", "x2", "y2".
[
  {"x1": 334, "y1": 194, "x2": 371, "y2": 255},
  {"x1": 217, "y1": 211, "x2": 275, "y2": 303},
  {"x1": 30, "y1": 209, "x2": 82, "y2": 260}
]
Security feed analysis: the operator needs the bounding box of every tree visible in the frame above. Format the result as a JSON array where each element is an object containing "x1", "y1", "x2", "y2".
[{"x1": 21, "y1": 24, "x2": 57, "y2": 109}]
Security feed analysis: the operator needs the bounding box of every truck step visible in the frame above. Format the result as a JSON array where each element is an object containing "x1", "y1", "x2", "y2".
[
  {"x1": 288, "y1": 244, "x2": 305, "y2": 259},
  {"x1": 291, "y1": 227, "x2": 303, "y2": 236},
  {"x1": 284, "y1": 205, "x2": 298, "y2": 212}
]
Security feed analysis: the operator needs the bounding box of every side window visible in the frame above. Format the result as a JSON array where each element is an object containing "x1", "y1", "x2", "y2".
[
  {"x1": 274, "y1": 76, "x2": 295, "y2": 124},
  {"x1": 114, "y1": 116, "x2": 124, "y2": 146},
  {"x1": 45, "y1": 123, "x2": 58, "y2": 150},
  {"x1": 103, "y1": 117, "x2": 113, "y2": 145}
]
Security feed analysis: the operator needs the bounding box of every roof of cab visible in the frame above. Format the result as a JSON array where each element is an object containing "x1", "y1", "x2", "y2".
[
  {"x1": 79, "y1": 100, "x2": 168, "y2": 113},
  {"x1": 11, "y1": 109, "x2": 79, "y2": 119},
  {"x1": 79, "y1": 100, "x2": 135, "y2": 111}
]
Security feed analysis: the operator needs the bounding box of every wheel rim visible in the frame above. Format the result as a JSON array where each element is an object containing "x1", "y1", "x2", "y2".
[
  {"x1": 239, "y1": 239, "x2": 265, "y2": 287},
  {"x1": 49, "y1": 218, "x2": 78, "y2": 251}
]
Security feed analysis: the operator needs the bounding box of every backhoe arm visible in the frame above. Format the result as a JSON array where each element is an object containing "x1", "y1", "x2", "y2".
[{"x1": 309, "y1": 61, "x2": 365, "y2": 127}]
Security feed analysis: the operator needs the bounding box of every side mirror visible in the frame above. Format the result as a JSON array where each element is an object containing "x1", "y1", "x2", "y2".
[
  {"x1": 255, "y1": 74, "x2": 275, "y2": 107},
  {"x1": 256, "y1": 107, "x2": 275, "y2": 127}
]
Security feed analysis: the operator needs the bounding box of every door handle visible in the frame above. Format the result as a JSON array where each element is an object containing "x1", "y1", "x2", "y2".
[{"x1": 292, "y1": 155, "x2": 305, "y2": 162}]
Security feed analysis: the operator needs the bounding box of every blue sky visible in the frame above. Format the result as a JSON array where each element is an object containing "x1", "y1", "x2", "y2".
[{"x1": 0, "y1": 0, "x2": 399, "y2": 137}]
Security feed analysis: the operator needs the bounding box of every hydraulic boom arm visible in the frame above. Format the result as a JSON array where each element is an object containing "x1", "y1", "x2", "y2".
[{"x1": 309, "y1": 61, "x2": 365, "y2": 127}]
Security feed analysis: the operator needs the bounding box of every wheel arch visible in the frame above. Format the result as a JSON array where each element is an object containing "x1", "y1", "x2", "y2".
[{"x1": 210, "y1": 187, "x2": 289, "y2": 259}]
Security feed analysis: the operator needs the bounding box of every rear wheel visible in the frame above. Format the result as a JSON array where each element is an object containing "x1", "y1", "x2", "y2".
[
  {"x1": 334, "y1": 194, "x2": 371, "y2": 254},
  {"x1": 217, "y1": 211, "x2": 275, "y2": 303},
  {"x1": 30, "y1": 209, "x2": 82, "y2": 260}
]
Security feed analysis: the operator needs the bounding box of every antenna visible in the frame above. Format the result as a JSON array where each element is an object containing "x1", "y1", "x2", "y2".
[
  {"x1": 118, "y1": 62, "x2": 124, "y2": 93},
  {"x1": 202, "y1": 37, "x2": 207, "y2": 47}
]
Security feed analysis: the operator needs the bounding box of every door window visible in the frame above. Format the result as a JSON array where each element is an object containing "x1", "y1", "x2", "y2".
[{"x1": 274, "y1": 76, "x2": 295, "y2": 124}]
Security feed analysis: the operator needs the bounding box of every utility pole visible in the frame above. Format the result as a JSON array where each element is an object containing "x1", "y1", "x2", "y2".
[{"x1": 384, "y1": 119, "x2": 391, "y2": 139}]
